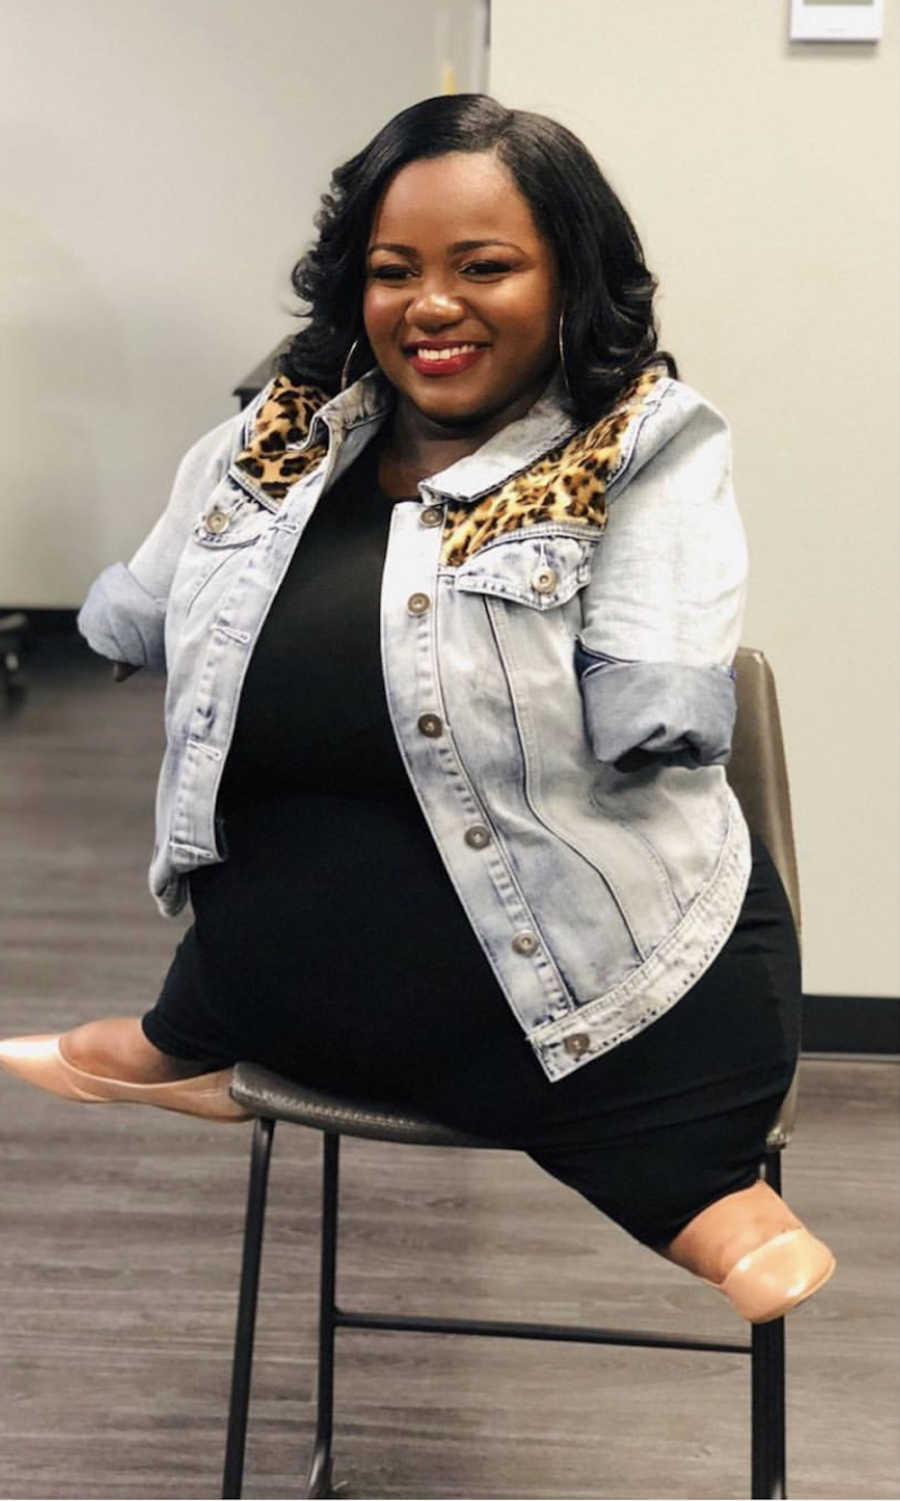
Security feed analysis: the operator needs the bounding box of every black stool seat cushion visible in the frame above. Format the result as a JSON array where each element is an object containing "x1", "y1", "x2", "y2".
[{"x1": 229, "y1": 1063, "x2": 501, "y2": 1148}]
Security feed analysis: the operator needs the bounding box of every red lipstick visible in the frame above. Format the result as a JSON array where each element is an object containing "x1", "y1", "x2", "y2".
[{"x1": 406, "y1": 345, "x2": 488, "y2": 377}]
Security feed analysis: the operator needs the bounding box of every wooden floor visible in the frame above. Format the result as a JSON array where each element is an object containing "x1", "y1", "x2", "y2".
[{"x1": 0, "y1": 635, "x2": 898, "y2": 1500}]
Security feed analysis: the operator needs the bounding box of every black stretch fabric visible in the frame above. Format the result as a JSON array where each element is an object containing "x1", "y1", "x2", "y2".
[{"x1": 144, "y1": 431, "x2": 800, "y2": 1246}]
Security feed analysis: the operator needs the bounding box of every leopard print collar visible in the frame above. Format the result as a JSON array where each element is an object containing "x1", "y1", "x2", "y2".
[
  {"x1": 439, "y1": 368, "x2": 661, "y2": 566},
  {"x1": 232, "y1": 376, "x2": 333, "y2": 503},
  {"x1": 232, "y1": 366, "x2": 664, "y2": 566}
]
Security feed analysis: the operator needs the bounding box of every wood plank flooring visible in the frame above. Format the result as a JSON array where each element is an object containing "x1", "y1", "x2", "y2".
[{"x1": 0, "y1": 635, "x2": 898, "y2": 1499}]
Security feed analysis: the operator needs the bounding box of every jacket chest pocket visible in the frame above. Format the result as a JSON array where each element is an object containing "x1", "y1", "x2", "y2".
[
  {"x1": 452, "y1": 532, "x2": 595, "y2": 610},
  {"x1": 171, "y1": 488, "x2": 270, "y2": 623},
  {"x1": 190, "y1": 488, "x2": 269, "y2": 550}
]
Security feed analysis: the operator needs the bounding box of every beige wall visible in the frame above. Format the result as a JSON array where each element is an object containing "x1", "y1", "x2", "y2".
[
  {"x1": 0, "y1": 0, "x2": 486, "y2": 605},
  {"x1": 491, "y1": 0, "x2": 899, "y2": 1001}
]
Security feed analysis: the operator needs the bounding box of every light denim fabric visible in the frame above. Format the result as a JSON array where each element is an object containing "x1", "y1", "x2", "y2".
[{"x1": 78, "y1": 365, "x2": 752, "y2": 1083}]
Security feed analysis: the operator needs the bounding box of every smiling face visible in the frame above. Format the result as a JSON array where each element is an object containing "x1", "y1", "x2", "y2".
[{"x1": 363, "y1": 151, "x2": 562, "y2": 444}]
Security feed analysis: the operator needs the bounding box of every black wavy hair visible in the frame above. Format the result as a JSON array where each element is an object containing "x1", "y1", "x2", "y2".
[{"x1": 279, "y1": 94, "x2": 676, "y2": 426}]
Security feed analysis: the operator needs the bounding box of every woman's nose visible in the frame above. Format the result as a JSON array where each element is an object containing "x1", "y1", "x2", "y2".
[{"x1": 406, "y1": 291, "x2": 466, "y2": 327}]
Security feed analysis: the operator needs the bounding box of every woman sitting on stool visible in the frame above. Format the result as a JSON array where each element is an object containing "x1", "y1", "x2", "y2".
[{"x1": 0, "y1": 94, "x2": 834, "y2": 1325}]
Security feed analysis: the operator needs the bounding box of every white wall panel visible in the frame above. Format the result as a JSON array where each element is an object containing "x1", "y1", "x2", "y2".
[{"x1": 0, "y1": 0, "x2": 485, "y2": 604}]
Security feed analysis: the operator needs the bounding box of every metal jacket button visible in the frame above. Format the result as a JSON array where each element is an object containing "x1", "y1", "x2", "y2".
[
  {"x1": 530, "y1": 565, "x2": 558, "y2": 595},
  {"x1": 511, "y1": 930, "x2": 538, "y2": 955},
  {"x1": 563, "y1": 1032, "x2": 591, "y2": 1058},
  {"x1": 407, "y1": 592, "x2": 431, "y2": 616},
  {"x1": 205, "y1": 510, "x2": 230, "y2": 534},
  {"x1": 417, "y1": 713, "x2": 443, "y2": 738},
  {"x1": 420, "y1": 506, "x2": 443, "y2": 528},
  {"x1": 464, "y1": 824, "x2": 491, "y2": 849}
]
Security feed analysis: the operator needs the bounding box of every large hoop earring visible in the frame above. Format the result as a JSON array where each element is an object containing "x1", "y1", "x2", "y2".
[
  {"x1": 557, "y1": 307, "x2": 573, "y2": 399},
  {"x1": 340, "y1": 337, "x2": 361, "y2": 392}
]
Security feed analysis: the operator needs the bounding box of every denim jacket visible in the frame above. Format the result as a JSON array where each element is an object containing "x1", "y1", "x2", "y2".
[{"x1": 78, "y1": 362, "x2": 751, "y2": 1083}]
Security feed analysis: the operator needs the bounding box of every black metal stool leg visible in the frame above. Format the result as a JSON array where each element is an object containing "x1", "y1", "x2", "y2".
[
  {"x1": 223, "y1": 1116, "x2": 276, "y2": 1500},
  {"x1": 751, "y1": 1150, "x2": 787, "y2": 1499},
  {"x1": 305, "y1": 1131, "x2": 340, "y2": 1500},
  {"x1": 752, "y1": 1314, "x2": 786, "y2": 1498}
]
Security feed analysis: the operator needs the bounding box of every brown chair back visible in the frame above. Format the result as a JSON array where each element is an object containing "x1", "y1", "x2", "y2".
[{"x1": 727, "y1": 647, "x2": 800, "y2": 1147}]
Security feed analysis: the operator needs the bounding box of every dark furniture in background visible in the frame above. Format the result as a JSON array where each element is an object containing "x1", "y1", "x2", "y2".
[
  {"x1": 0, "y1": 611, "x2": 29, "y2": 707},
  {"x1": 232, "y1": 338, "x2": 293, "y2": 409}
]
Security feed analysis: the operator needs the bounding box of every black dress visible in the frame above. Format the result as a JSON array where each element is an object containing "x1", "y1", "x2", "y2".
[{"x1": 143, "y1": 431, "x2": 800, "y2": 1248}]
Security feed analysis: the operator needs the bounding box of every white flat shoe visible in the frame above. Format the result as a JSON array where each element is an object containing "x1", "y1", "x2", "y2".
[{"x1": 0, "y1": 1034, "x2": 251, "y2": 1122}]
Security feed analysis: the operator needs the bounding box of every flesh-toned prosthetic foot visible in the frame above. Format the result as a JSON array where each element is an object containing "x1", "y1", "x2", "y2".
[
  {"x1": 710, "y1": 1227, "x2": 836, "y2": 1322},
  {"x1": 0, "y1": 1034, "x2": 251, "y2": 1122},
  {"x1": 662, "y1": 1181, "x2": 835, "y2": 1323}
]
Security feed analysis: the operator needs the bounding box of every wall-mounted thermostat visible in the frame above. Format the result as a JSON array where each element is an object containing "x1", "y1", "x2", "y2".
[{"x1": 790, "y1": 0, "x2": 883, "y2": 42}]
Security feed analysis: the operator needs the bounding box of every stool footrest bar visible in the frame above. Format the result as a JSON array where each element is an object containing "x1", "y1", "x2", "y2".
[{"x1": 334, "y1": 1307, "x2": 750, "y2": 1355}]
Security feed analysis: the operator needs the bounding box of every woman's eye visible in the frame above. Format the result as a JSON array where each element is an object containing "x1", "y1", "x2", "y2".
[
  {"x1": 462, "y1": 261, "x2": 511, "y2": 276},
  {"x1": 370, "y1": 261, "x2": 511, "y2": 282}
]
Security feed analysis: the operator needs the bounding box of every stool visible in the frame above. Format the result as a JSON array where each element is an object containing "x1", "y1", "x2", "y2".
[
  {"x1": 222, "y1": 648, "x2": 800, "y2": 1500},
  {"x1": 223, "y1": 1075, "x2": 790, "y2": 1500}
]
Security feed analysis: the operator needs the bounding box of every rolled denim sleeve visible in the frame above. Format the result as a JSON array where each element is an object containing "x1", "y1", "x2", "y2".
[
  {"x1": 77, "y1": 561, "x2": 168, "y2": 670},
  {"x1": 576, "y1": 653, "x2": 737, "y2": 768},
  {"x1": 578, "y1": 393, "x2": 747, "y2": 769},
  {"x1": 76, "y1": 403, "x2": 252, "y2": 670}
]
